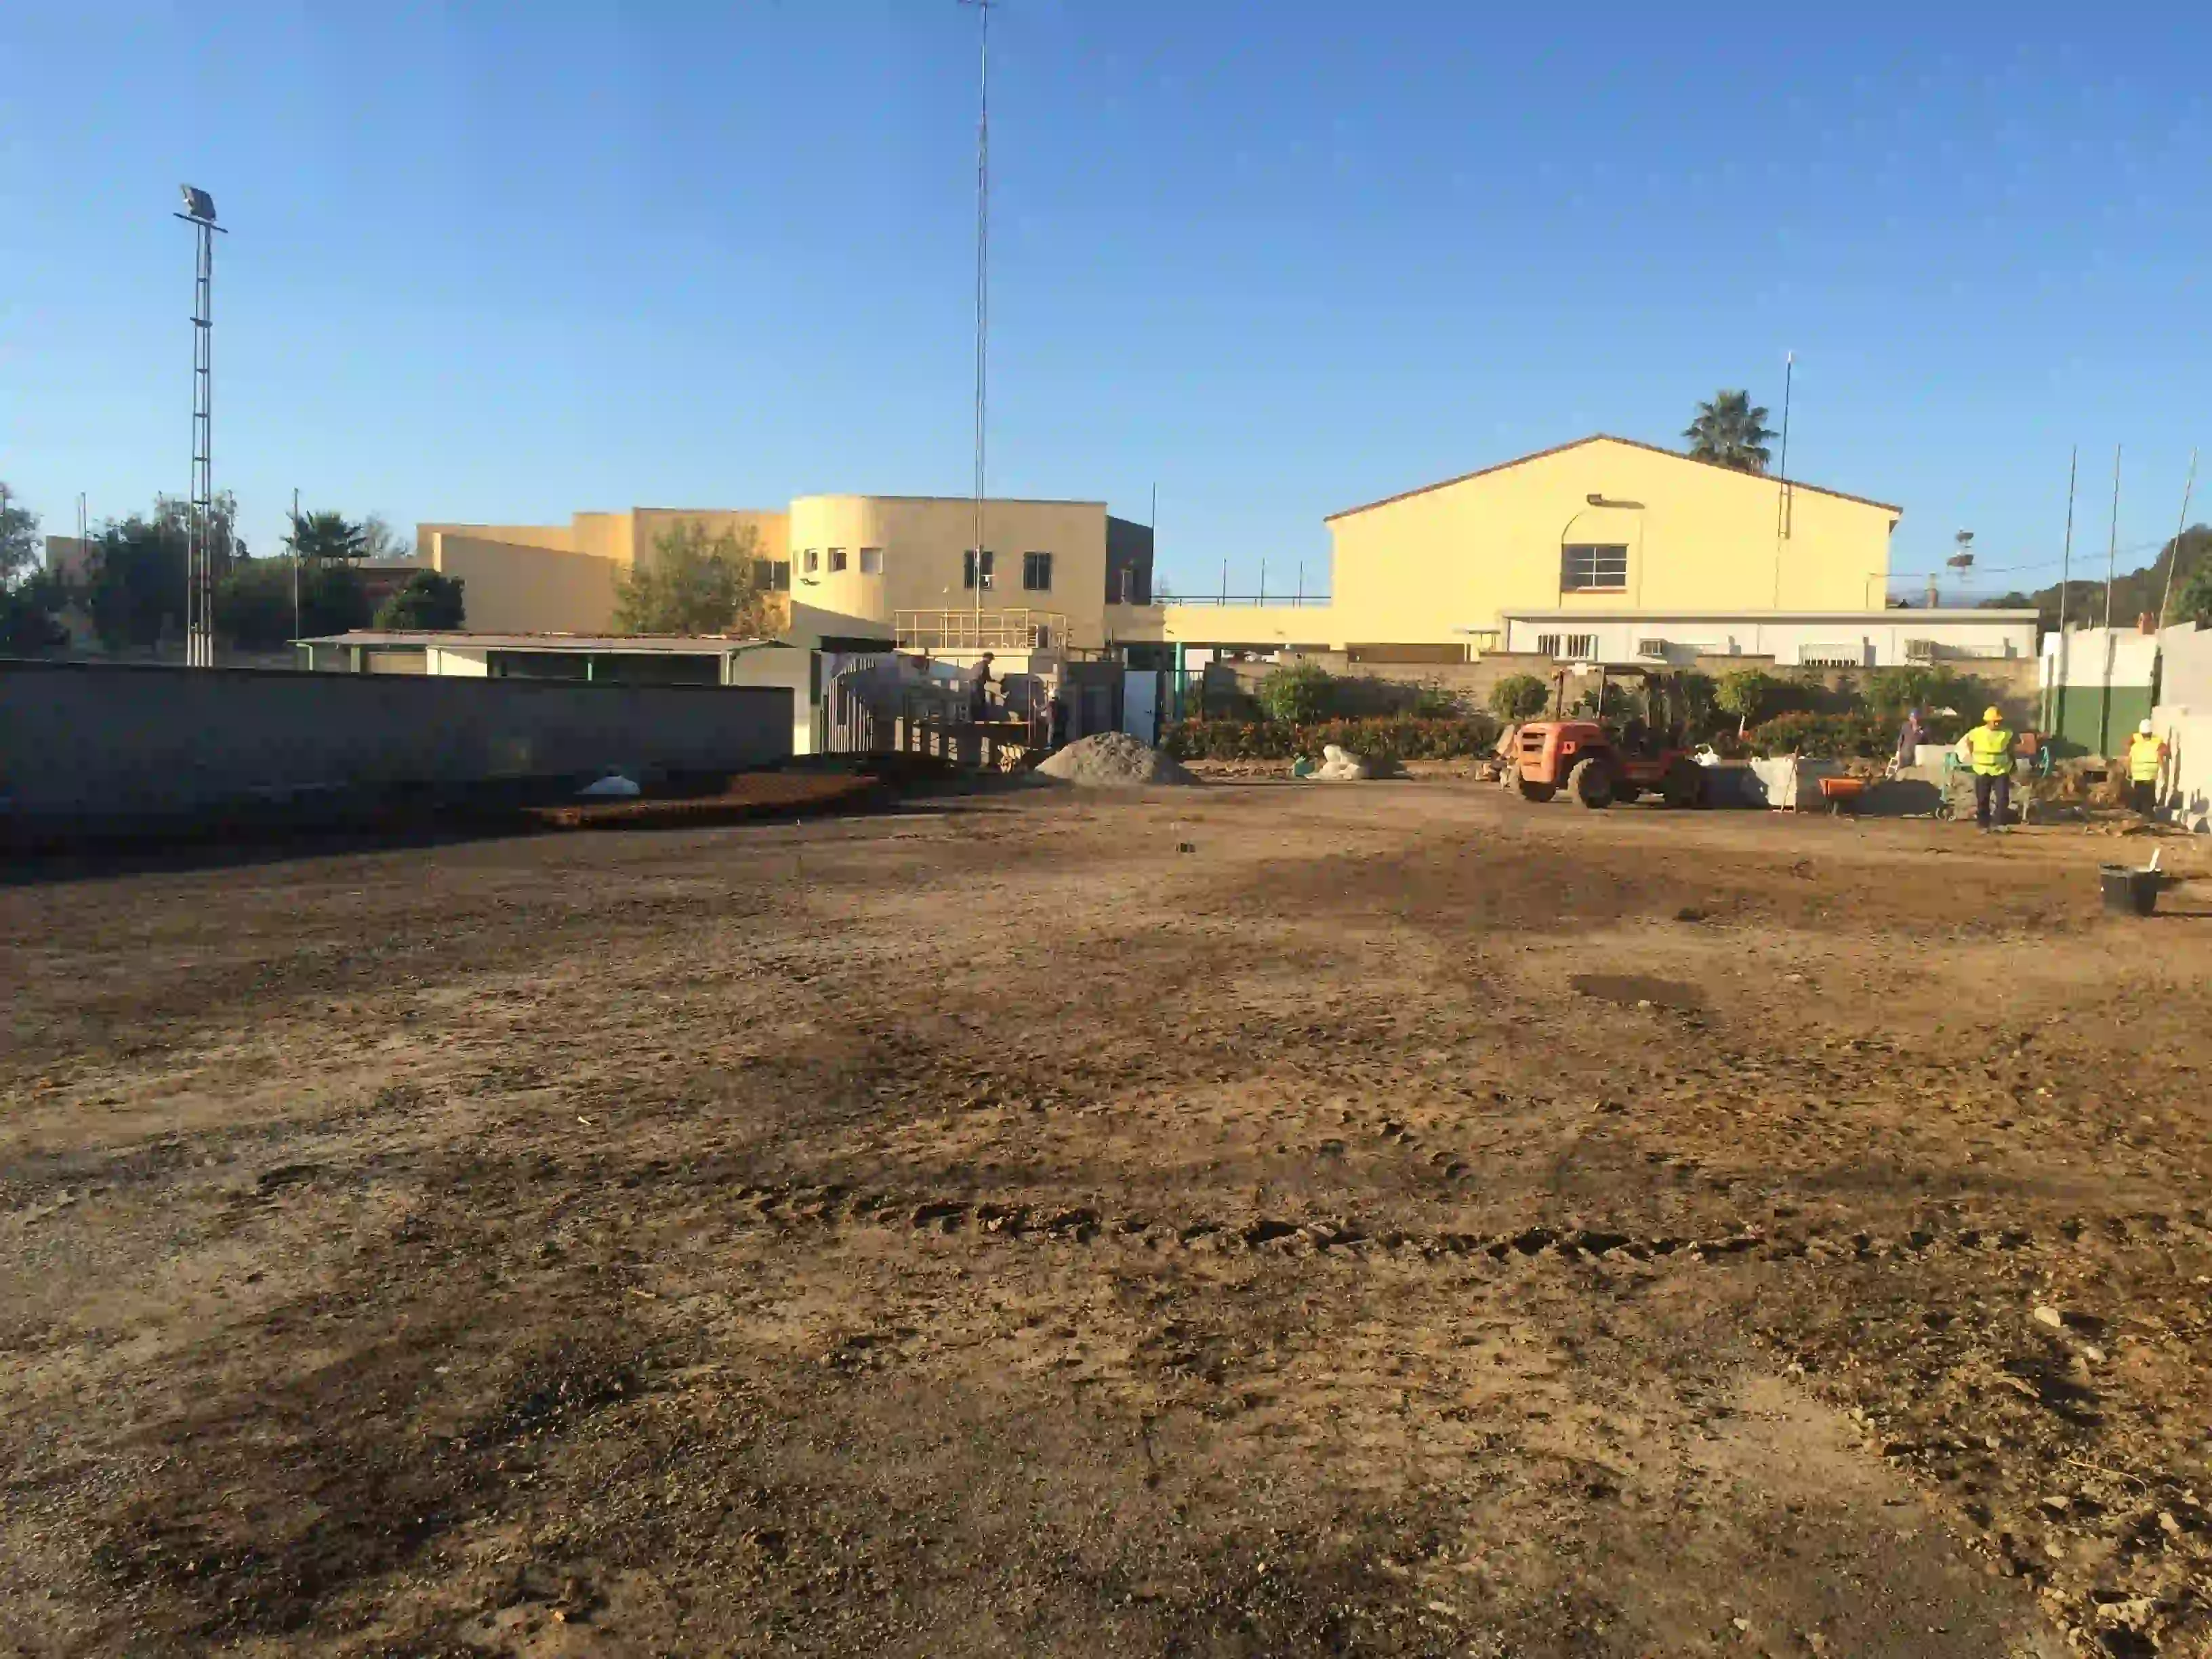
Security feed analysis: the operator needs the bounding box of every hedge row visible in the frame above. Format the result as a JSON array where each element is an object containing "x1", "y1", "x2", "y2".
[
  {"x1": 1160, "y1": 715, "x2": 1500, "y2": 762},
  {"x1": 1744, "y1": 710, "x2": 1897, "y2": 759}
]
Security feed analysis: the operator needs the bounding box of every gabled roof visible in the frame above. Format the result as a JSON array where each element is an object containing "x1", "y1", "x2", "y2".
[{"x1": 1324, "y1": 434, "x2": 1903, "y2": 523}]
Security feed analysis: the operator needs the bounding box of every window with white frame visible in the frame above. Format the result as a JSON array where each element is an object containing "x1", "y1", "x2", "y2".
[
  {"x1": 1560, "y1": 544, "x2": 1628, "y2": 592},
  {"x1": 1535, "y1": 632, "x2": 1598, "y2": 660},
  {"x1": 802, "y1": 548, "x2": 819, "y2": 575},
  {"x1": 1022, "y1": 551, "x2": 1053, "y2": 592},
  {"x1": 827, "y1": 547, "x2": 848, "y2": 573},
  {"x1": 962, "y1": 549, "x2": 994, "y2": 590},
  {"x1": 859, "y1": 547, "x2": 883, "y2": 575},
  {"x1": 752, "y1": 560, "x2": 792, "y2": 592},
  {"x1": 1798, "y1": 642, "x2": 1865, "y2": 668}
]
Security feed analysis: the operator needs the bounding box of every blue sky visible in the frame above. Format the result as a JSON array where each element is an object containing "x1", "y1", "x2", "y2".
[{"x1": 3, "y1": 2, "x2": 2208, "y2": 600}]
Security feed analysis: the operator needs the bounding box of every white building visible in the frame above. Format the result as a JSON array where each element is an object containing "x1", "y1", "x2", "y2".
[{"x1": 1498, "y1": 608, "x2": 2039, "y2": 668}]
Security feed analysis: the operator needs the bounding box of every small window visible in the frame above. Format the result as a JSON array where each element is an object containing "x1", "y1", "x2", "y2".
[
  {"x1": 827, "y1": 547, "x2": 848, "y2": 573},
  {"x1": 802, "y1": 548, "x2": 819, "y2": 575},
  {"x1": 752, "y1": 560, "x2": 793, "y2": 593},
  {"x1": 1022, "y1": 551, "x2": 1053, "y2": 592},
  {"x1": 1536, "y1": 632, "x2": 1597, "y2": 660},
  {"x1": 1561, "y1": 544, "x2": 1628, "y2": 592},
  {"x1": 963, "y1": 549, "x2": 995, "y2": 590},
  {"x1": 1116, "y1": 567, "x2": 1136, "y2": 604},
  {"x1": 859, "y1": 547, "x2": 883, "y2": 575}
]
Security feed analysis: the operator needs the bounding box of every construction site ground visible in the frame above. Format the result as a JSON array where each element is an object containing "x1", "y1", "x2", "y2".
[{"x1": 4, "y1": 783, "x2": 2211, "y2": 1658}]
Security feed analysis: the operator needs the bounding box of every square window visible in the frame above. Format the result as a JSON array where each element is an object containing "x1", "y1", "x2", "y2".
[
  {"x1": 1560, "y1": 544, "x2": 1628, "y2": 592},
  {"x1": 1022, "y1": 551, "x2": 1053, "y2": 592},
  {"x1": 963, "y1": 549, "x2": 995, "y2": 590},
  {"x1": 827, "y1": 547, "x2": 848, "y2": 573},
  {"x1": 859, "y1": 547, "x2": 883, "y2": 575}
]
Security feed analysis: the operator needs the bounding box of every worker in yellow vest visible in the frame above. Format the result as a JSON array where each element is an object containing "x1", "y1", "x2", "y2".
[
  {"x1": 1960, "y1": 706, "x2": 2017, "y2": 832},
  {"x1": 2126, "y1": 719, "x2": 2168, "y2": 818}
]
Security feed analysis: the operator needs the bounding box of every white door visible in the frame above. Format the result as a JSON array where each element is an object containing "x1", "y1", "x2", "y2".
[{"x1": 1122, "y1": 670, "x2": 1158, "y2": 744}]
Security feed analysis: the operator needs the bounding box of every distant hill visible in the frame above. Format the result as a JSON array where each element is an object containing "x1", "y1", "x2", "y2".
[{"x1": 1978, "y1": 525, "x2": 2212, "y2": 632}]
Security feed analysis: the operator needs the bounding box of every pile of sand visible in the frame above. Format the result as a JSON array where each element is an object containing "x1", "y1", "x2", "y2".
[{"x1": 1033, "y1": 731, "x2": 1195, "y2": 787}]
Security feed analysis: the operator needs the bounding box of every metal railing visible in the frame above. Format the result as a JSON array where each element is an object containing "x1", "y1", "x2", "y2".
[
  {"x1": 895, "y1": 608, "x2": 1069, "y2": 651},
  {"x1": 1156, "y1": 593, "x2": 1333, "y2": 608}
]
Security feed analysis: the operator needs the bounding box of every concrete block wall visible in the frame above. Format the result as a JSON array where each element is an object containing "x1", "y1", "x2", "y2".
[{"x1": 0, "y1": 660, "x2": 792, "y2": 832}]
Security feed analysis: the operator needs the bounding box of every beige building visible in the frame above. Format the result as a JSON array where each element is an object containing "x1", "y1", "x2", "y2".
[
  {"x1": 1113, "y1": 435, "x2": 1909, "y2": 661},
  {"x1": 421, "y1": 496, "x2": 1153, "y2": 651}
]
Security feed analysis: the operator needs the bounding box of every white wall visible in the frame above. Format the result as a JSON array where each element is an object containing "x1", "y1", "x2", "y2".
[
  {"x1": 2041, "y1": 626, "x2": 2160, "y2": 690},
  {"x1": 725, "y1": 645, "x2": 817, "y2": 756},
  {"x1": 1500, "y1": 611, "x2": 2036, "y2": 666},
  {"x1": 426, "y1": 647, "x2": 489, "y2": 677}
]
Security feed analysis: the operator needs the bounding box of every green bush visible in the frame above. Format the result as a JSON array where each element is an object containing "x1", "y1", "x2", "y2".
[
  {"x1": 1862, "y1": 664, "x2": 1988, "y2": 720},
  {"x1": 1407, "y1": 681, "x2": 1465, "y2": 718},
  {"x1": 1715, "y1": 668, "x2": 1784, "y2": 724},
  {"x1": 375, "y1": 571, "x2": 466, "y2": 630},
  {"x1": 1488, "y1": 673, "x2": 1551, "y2": 720},
  {"x1": 1746, "y1": 709, "x2": 1891, "y2": 758},
  {"x1": 1159, "y1": 714, "x2": 1500, "y2": 764},
  {"x1": 1255, "y1": 662, "x2": 1336, "y2": 724}
]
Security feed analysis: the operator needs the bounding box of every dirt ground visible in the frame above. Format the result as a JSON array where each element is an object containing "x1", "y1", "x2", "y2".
[{"x1": 5, "y1": 783, "x2": 2211, "y2": 1658}]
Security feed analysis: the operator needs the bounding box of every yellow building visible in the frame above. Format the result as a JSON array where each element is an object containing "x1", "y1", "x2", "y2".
[
  {"x1": 1108, "y1": 434, "x2": 1903, "y2": 661},
  {"x1": 419, "y1": 497, "x2": 1154, "y2": 651},
  {"x1": 1322, "y1": 434, "x2": 1898, "y2": 653}
]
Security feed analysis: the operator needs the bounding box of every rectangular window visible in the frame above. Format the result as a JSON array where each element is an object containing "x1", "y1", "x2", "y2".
[
  {"x1": 802, "y1": 548, "x2": 819, "y2": 575},
  {"x1": 752, "y1": 560, "x2": 793, "y2": 593},
  {"x1": 859, "y1": 547, "x2": 883, "y2": 575},
  {"x1": 963, "y1": 549, "x2": 995, "y2": 590},
  {"x1": 1535, "y1": 633, "x2": 1597, "y2": 660},
  {"x1": 827, "y1": 547, "x2": 848, "y2": 573},
  {"x1": 1560, "y1": 543, "x2": 1629, "y2": 592},
  {"x1": 1022, "y1": 551, "x2": 1053, "y2": 592}
]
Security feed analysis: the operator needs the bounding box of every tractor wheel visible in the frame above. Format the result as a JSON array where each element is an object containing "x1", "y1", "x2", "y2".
[
  {"x1": 1567, "y1": 758, "x2": 1613, "y2": 809},
  {"x1": 1517, "y1": 775, "x2": 1557, "y2": 804},
  {"x1": 1660, "y1": 758, "x2": 1703, "y2": 808}
]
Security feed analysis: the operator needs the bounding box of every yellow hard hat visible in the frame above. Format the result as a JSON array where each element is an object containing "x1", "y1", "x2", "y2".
[{"x1": 1983, "y1": 706, "x2": 2002, "y2": 723}]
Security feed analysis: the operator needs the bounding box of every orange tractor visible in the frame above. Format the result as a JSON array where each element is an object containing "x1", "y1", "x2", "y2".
[{"x1": 1500, "y1": 663, "x2": 1706, "y2": 809}]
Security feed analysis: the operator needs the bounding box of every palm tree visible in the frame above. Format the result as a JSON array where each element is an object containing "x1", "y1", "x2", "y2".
[
  {"x1": 1683, "y1": 390, "x2": 1778, "y2": 474},
  {"x1": 285, "y1": 510, "x2": 367, "y2": 563}
]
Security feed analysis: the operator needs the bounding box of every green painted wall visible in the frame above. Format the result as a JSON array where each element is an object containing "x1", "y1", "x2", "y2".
[{"x1": 2047, "y1": 684, "x2": 2154, "y2": 757}]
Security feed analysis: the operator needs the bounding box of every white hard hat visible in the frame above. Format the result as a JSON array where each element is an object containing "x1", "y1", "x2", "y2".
[{"x1": 2140, "y1": 719, "x2": 2155, "y2": 735}]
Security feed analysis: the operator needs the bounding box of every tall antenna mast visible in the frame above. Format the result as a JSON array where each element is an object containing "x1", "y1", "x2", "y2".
[
  {"x1": 961, "y1": 0, "x2": 991, "y2": 647},
  {"x1": 1771, "y1": 351, "x2": 1793, "y2": 606},
  {"x1": 175, "y1": 185, "x2": 226, "y2": 669}
]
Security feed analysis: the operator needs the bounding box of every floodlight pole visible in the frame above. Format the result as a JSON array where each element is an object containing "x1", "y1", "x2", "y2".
[
  {"x1": 176, "y1": 197, "x2": 227, "y2": 668},
  {"x1": 960, "y1": 0, "x2": 992, "y2": 653}
]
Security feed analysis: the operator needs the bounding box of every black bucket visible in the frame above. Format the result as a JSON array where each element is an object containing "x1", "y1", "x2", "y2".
[{"x1": 2099, "y1": 864, "x2": 2163, "y2": 917}]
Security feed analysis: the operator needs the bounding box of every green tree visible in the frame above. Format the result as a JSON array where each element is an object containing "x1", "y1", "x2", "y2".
[
  {"x1": 1, "y1": 480, "x2": 38, "y2": 586},
  {"x1": 287, "y1": 510, "x2": 367, "y2": 563},
  {"x1": 215, "y1": 559, "x2": 297, "y2": 650},
  {"x1": 1715, "y1": 668, "x2": 1783, "y2": 725},
  {"x1": 1255, "y1": 661, "x2": 1335, "y2": 723},
  {"x1": 85, "y1": 514, "x2": 184, "y2": 649},
  {"x1": 1683, "y1": 390, "x2": 1777, "y2": 474},
  {"x1": 1488, "y1": 672, "x2": 1552, "y2": 720},
  {"x1": 613, "y1": 520, "x2": 773, "y2": 635},
  {"x1": 1, "y1": 575, "x2": 70, "y2": 654},
  {"x1": 375, "y1": 571, "x2": 466, "y2": 630},
  {"x1": 2173, "y1": 560, "x2": 2212, "y2": 628}
]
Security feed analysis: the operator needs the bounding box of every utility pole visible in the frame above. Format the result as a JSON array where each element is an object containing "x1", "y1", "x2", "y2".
[
  {"x1": 2156, "y1": 449, "x2": 2198, "y2": 630},
  {"x1": 291, "y1": 487, "x2": 302, "y2": 648},
  {"x1": 2101, "y1": 445, "x2": 2122, "y2": 756},
  {"x1": 960, "y1": 0, "x2": 991, "y2": 652},
  {"x1": 1772, "y1": 350, "x2": 1793, "y2": 607},
  {"x1": 2051, "y1": 447, "x2": 2076, "y2": 734}
]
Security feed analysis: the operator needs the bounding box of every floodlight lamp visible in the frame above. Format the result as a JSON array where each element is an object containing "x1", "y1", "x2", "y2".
[{"x1": 180, "y1": 185, "x2": 216, "y2": 222}]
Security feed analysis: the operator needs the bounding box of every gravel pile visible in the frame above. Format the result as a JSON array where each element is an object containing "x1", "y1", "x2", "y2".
[{"x1": 1033, "y1": 731, "x2": 1196, "y2": 787}]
